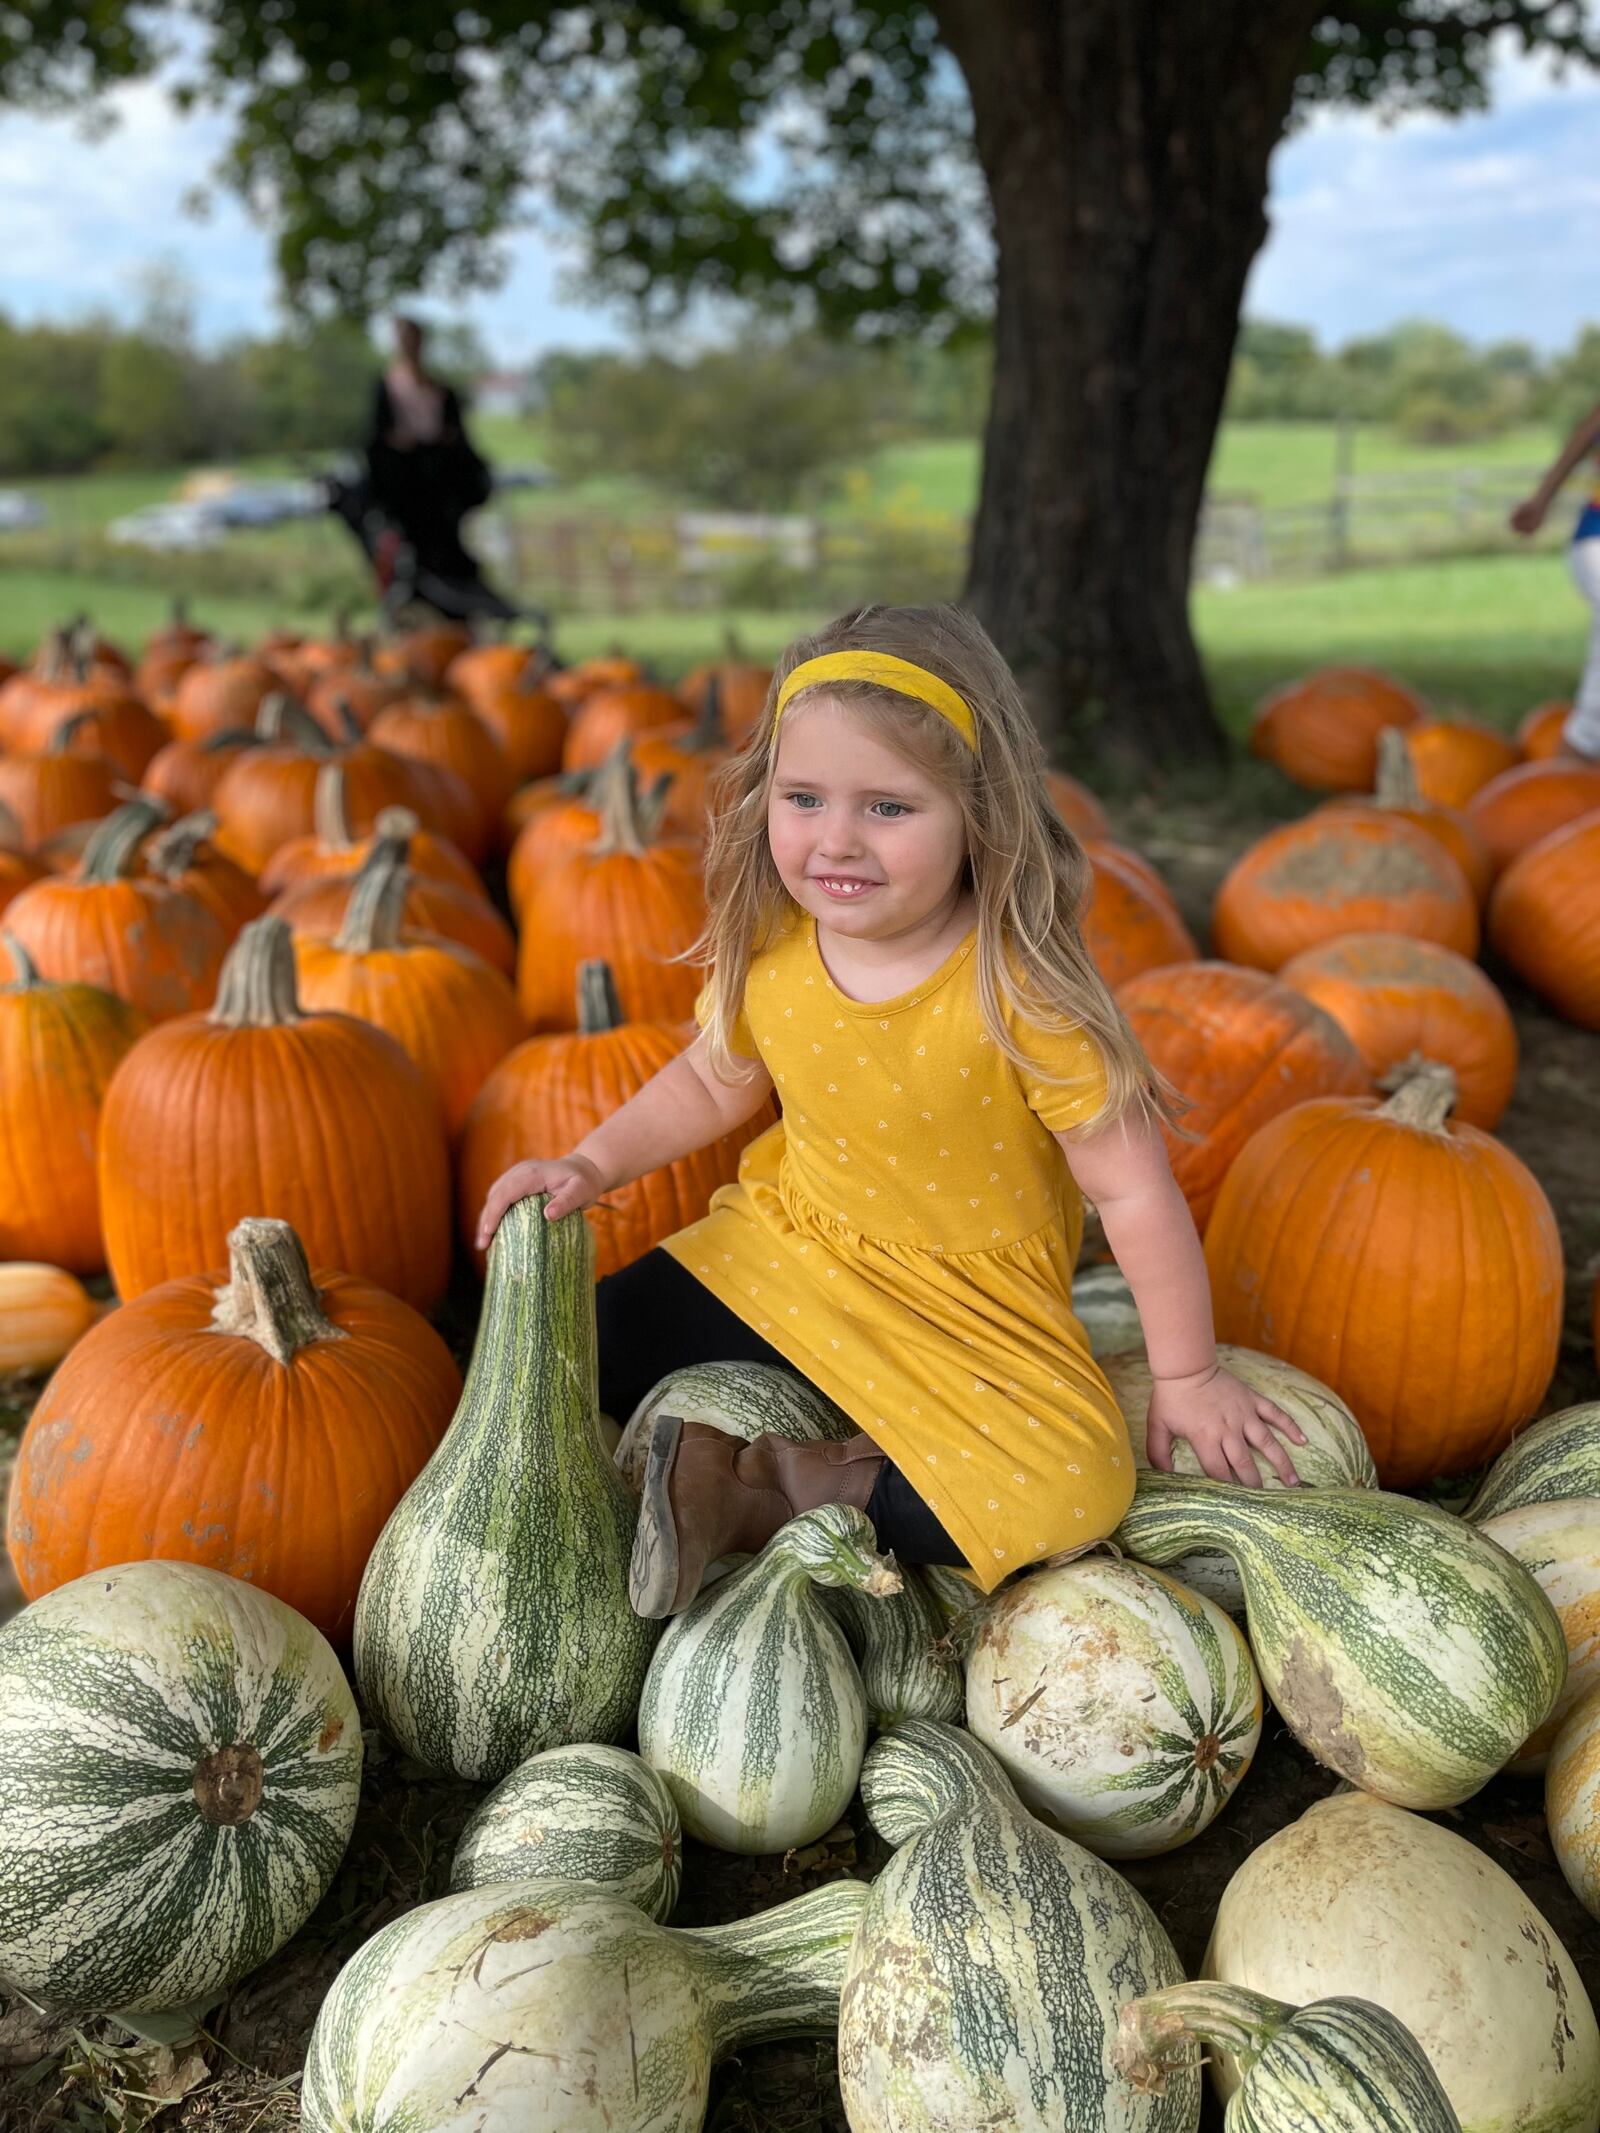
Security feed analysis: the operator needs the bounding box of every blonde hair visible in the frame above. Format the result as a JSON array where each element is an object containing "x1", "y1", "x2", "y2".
[{"x1": 695, "y1": 602, "x2": 1169, "y2": 1132}]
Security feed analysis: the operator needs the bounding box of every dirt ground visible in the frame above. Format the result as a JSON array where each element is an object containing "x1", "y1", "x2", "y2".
[{"x1": 1, "y1": 772, "x2": 1597, "y2": 2131}]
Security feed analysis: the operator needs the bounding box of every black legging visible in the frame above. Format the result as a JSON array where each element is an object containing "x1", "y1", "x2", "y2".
[{"x1": 596, "y1": 1249, "x2": 966, "y2": 1567}]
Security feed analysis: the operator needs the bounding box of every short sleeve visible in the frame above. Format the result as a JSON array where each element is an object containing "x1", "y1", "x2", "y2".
[
  {"x1": 694, "y1": 978, "x2": 758, "y2": 1062},
  {"x1": 1001, "y1": 1002, "x2": 1110, "y2": 1133}
]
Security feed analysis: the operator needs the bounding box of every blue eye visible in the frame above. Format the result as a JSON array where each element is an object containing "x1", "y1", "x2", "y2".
[
  {"x1": 785, "y1": 792, "x2": 821, "y2": 809},
  {"x1": 872, "y1": 801, "x2": 911, "y2": 818}
]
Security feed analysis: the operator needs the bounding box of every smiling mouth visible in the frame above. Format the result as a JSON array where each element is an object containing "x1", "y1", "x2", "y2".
[{"x1": 812, "y1": 876, "x2": 879, "y2": 897}]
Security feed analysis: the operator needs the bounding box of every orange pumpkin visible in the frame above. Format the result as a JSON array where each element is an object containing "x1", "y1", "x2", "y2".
[
  {"x1": 1204, "y1": 1061, "x2": 1563, "y2": 1486},
  {"x1": 1465, "y1": 759, "x2": 1600, "y2": 878},
  {"x1": 270, "y1": 818, "x2": 514, "y2": 977},
  {"x1": 169, "y1": 653, "x2": 281, "y2": 743},
  {"x1": 0, "y1": 810, "x2": 44, "y2": 918},
  {"x1": 1080, "y1": 841, "x2": 1198, "y2": 991},
  {"x1": 460, "y1": 960, "x2": 777, "y2": 1280},
  {"x1": 369, "y1": 690, "x2": 515, "y2": 856},
  {"x1": 1279, "y1": 932, "x2": 1518, "y2": 1131},
  {"x1": 546, "y1": 653, "x2": 645, "y2": 711},
  {"x1": 134, "y1": 612, "x2": 213, "y2": 715},
  {"x1": 142, "y1": 811, "x2": 266, "y2": 942},
  {"x1": 259, "y1": 770, "x2": 483, "y2": 901},
  {"x1": 304, "y1": 650, "x2": 406, "y2": 736},
  {"x1": 0, "y1": 933, "x2": 148, "y2": 1272},
  {"x1": 6, "y1": 1216, "x2": 460, "y2": 1641},
  {"x1": 140, "y1": 728, "x2": 258, "y2": 818},
  {"x1": 1212, "y1": 811, "x2": 1479, "y2": 972},
  {"x1": 1488, "y1": 811, "x2": 1600, "y2": 1030},
  {"x1": 98, "y1": 916, "x2": 453, "y2": 1310},
  {"x1": 0, "y1": 715, "x2": 122, "y2": 851},
  {"x1": 629, "y1": 688, "x2": 733, "y2": 837},
  {"x1": 1518, "y1": 701, "x2": 1572, "y2": 760},
  {"x1": 1045, "y1": 770, "x2": 1112, "y2": 844},
  {"x1": 13, "y1": 648, "x2": 164, "y2": 781},
  {"x1": 446, "y1": 646, "x2": 569, "y2": 783},
  {"x1": 1248, "y1": 666, "x2": 1426, "y2": 792},
  {"x1": 3, "y1": 799, "x2": 229, "y2": 1022},
  {"x1": 293, "y1": 838, "x2": 525, "y2": 1137},
  {"x1": 372, "y1": 621, "x2": 474, "y2": 689},
  {"x1": 1117, "y1": 962, "x2": 1369, "y2": 1233},
  {"x1": 563, "y1": 682, "x2": 690, "y2": 774},
  {"x1": 1402, "y1": 717, "x2": 1518, "y2": 808},
  {"x1": 678, "y1": 641, "x2": 773, "y2": 742},
  {"x1": 1329, "y1": 727, "x2": 1491, "y2": 905}
]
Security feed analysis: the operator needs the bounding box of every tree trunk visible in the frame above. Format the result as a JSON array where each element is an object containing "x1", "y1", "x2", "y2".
[{"x1": 936, "y1": 0, "x2": 1323, "y2": 770}]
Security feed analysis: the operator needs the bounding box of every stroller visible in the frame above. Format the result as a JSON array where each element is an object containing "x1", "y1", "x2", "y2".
[{"x1": 322, "y1": 460, "x2": 528, "y2": 627}]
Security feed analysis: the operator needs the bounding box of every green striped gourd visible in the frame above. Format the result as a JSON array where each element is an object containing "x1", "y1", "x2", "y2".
[
  {"x1": 1476, "y1": 1499, "x2": 1600, "y2": 1774},
  {"x1": 1103, "y1": 1346, "x2": 1379, "y2": 1612},
  {"x1": 354, "y1": 1198, "x2": 657, "y2": 1782},
  {"x1": 1073, "y1": 1262, "x2": 1144, "y2": 1358},
  {"x1": 614, "y1": 1359, "x2": 853, "y2": 1491},
  {"x1": 1204, "y1": 1790, "x2": 1600, "y2": 2133},
  {"x1": 920, "y1": 1562, "x2": 983, "y2": 1632},
  {"x1": 300, "y1": 1874, "x2": 869, "y2": 2133},
  {"x1": 826, "y1": 1565, "x2": 964, "y2": 1728},
  {"x1": 637, "y1": 1503, "x2": 897, "y2": 1853},
  {"x1": 1115, "y1": 1984, "x2": 1462, "y2": 2133},
  {"x1": 1115, "y1": 1473, "x2": 1564, "y2": 1807},
  {"x1": 836, "y1": 1720, "x2": 1200, "y2": 2132},
  {"x1": 450, "y1": 1743, "x2": 682, "y2": 1920},
  {"x1": 965, "y1": 1556, "x2": 1261, "y2": 1858},
  {"x1": 1548, "y1": 1678, "x2": 1600, "y2": 1922},
  {"x1": 1465, "y1": 1403, "x2": 1600, "y2": 1522},
  {"x1": 0, "y1": 1560, "x2": 360, "y2": 2016}
]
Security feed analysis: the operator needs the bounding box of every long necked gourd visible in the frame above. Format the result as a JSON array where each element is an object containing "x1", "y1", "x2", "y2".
[
  {"x1": 836, "y1": 1719, "x2": 1200, "y2": 2133},
  {"x1": 1114, "y1": 1983, "x2": 1461, "y2": 2133},
  {"x1": 615, "y1": 1358, "x2": 853, "y2": 1490},
  {"x1": 1115, "y1": 1472, "x2": 1563, "y2": 1806},
  {"x1": 1465, "y1": 1403, "x2": 1600, "y2": 1523},
  {"x1": 353, "y1": 1197, "x2": 657, "y2": 1780},
  {"x1": 637, "y1": 1502, "x2": 897, "y2": 1853},
  {"x1": 826, "y1": 1563, "x2": 964, "y2": 1729},
  {"x1": 300, "y1": 1874, "x2": 868, "y2": 2133}
]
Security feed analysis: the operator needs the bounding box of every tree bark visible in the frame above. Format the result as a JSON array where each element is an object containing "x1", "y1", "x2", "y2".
[{"x1": 936, "y1": 0, "x2": 1323, "y2": 770}]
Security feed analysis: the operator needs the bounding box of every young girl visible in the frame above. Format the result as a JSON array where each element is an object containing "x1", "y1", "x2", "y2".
[
  {"x1": 1511, "y1": 392, "x2": 1600, "y2": 758},
  {"x1": 477, "y1": 605, "x2": 1303, "y2": 1617}
]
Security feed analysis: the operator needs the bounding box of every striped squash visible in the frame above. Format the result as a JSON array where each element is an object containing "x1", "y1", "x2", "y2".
[
  {"x1": 965, "y1": 1556, "x2": 1261, "y2": 1858},
  {"x1": 920, "y1": 1562, "x2": 983, "y2": 1633},
  {"x1": 450, "y1": 1742, "x2": 682, "y2": 1921},
  {"x1": 1476, "y1": 1499, "x2": 1600, "y2": 1774},
  {"x1": 825, "y1": 1565, "x2": 964, "y2": 1729},
  {"x1": 354, "y1": 1198, "x2": 657, "y2": 1781},
  {"x1": 0, "y1": 1560, "x2": 361, "y2": 2016},
  {"x1": 1114, "y1": 1984, "x2": 1462, "y2": 2133},
  {"x1": 1103, "y1": 1345, "x2": 1378, "y2": 1613},
  {"x1": 637, "y1": 1504, "x2": 897, "y2": 1853},
  {"x1": 614, "y1": 1359, "x2": 853, "y2": 1491},
  {"x1": 1464, "y1": 1403, "x2": 1600, "y2": 1523},
  {"x1": 836, "y1": 1720, "x2": 1199, "y2": 2132},
  {"x1": 1072, "y1": 1262, "x2": 1144, "y2": 1359},
  {"x1": 1115, "y1": 1473, "x2": 1564, "y2": 1807},
  {"x1": 1548, "y1": 1679, "x2": 1600, "y2": 1922},
  {"x1": 301, "y1": 1875, "x2": 869, "y2": 2133}
]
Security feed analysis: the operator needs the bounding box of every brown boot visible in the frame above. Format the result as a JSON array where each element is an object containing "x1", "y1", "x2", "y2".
[{"x1": 630, "y1": 1418, "x2": 885, "y2": 1619}]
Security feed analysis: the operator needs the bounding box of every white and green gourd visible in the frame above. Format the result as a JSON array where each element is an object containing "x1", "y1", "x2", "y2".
[
  {"x1": 1547, "y1": 1678, "x2": 1600, "y2": 1922},
  {"x1": 614, "y1": 1358, "x2": 854, "y2": 1492},
  {"x1": 354, "y1": 1198, "x2": 657, "y2": 1782},
  {"x1": 1103, "y1": 1346, "x2": 1378, "y2": 1612},
  {"x1": 300, "y1": 1873, "x2": 869, "y2": 2133},
  {"x1": 1203, "y1": 1790, "x2": 1600, "y2": 2133},
  {"x1": 965, "y1": 1556, "x2": 1262, "y2": 1858},
  {"x1": 919, "y1": 1563, "x2": 983, "y2": 1635},
  {"x1": 1072, "y1": 1262, "x2": 1144, "y2": 1359},
  {"x1": 1114, "y1": 1984, "x2": 1462, "y2": 2133},
  {"x1": 1475, "y1": 1498, "x2": 1600, "y2": 1775},
  {"x1": 836, "y1": 1720, "x2": 1200, "y2": 2133},
  {"x1": 0, "y1": 1560, "x2": 361, "y2": 2017},
  {"x1": 637, "y1": 1503, "x2": 898, "y2": 1854},
  {"x1": 1464, "y1": 1404, "x2": 1600, "y2": 1523},
  {"x1": 826, "y1": 1565, "x2": 964, "y2": 1728},
  {"x1": 1115, "y1": 1473, "x2": 1564, "y2": 1808},
  {"x1": 450, "y1": 1743, "x2": 682, "y2": 1921}
]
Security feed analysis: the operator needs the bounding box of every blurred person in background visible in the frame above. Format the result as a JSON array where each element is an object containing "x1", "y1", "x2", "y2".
[{"x1": 1511, "y1": 394, "x2": 1600, "y2": 759}]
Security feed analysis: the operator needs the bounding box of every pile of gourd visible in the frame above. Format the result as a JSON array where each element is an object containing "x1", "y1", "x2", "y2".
[{"x1": 1, "y1": 624, "x2": 1599, "y2": 2132}]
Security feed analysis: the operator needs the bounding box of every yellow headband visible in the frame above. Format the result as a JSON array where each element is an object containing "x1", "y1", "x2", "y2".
[{"x1": 774, "y1": 651, "x2": 977, "y2": 751}]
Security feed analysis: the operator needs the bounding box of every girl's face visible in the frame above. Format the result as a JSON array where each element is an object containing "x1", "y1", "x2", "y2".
[{"x1": 767, "y1": 697, "x2": 968, "y2": 942}]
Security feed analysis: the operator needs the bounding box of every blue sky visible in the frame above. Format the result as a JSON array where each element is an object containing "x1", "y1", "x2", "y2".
[{"x1": 2, "y1": 33, "x2": 1597, "y2": 361}]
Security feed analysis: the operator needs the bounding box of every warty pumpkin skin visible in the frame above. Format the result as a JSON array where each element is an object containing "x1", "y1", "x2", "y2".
[
  {"x1": 1488, "y1": 810, "x2": 1600, "y2": 1030},
  {"x1": 257, "y1": 771, "x2": 483, "y2": 900},
  {"x1": 2, "y1": 798, "x2": 230, "y2": 1024},
  {"x1": 1117, "y1": 961, "x2": 1369, "y2": 1233},
  {"x1": 1248, "y1": 666, "x2": 1426, "y2": 792},
  {"x1": 459, "y1": 960, "x2": 775, "y2": 1277},
  {"x1": 270, "y1": 819, "x2": 514, "y2": 977},
  {"x1": 1465, "y1": 757, "x2": 1600, "y2": 877},
  {"x1": 1212, "y1": 809, "x2": 1479, "y2": 972},
  {"x1": 1204, "y1": 1061, "x2": 1563, "y2": 1487},
  {"x1": 97, "y1": 915, "x2": 453, "y2": 1311},
  {"x1": 293, "y1": 838, "x2": 526, "y2": 1138},
  {"x1": 0, "y1": 934, "x2": 148, "y2": 1272},
  {"x1": 6, "y1": 1217, "x2": 460, "y2": 1642},
  {"x1": 1402, "y1": 716, "x2": 1518, "y2": 809},
  {"x1": 1278, "y1": 931, "x2": 1518, "y2": 1130},
  {"x1": 1080, "y1": 840, "x2": 1198, "y2": 992}
]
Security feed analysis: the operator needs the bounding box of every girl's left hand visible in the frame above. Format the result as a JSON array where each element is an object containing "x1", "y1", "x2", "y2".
[{"x1": 1145, "y1": 1364, "x2": 1306, "y2": 1487}]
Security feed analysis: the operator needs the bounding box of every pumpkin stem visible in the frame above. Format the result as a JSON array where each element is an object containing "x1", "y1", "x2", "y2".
[
  {"x1": 335, "y1": 837, "x2": 411, "y2": 954},
  {"x1": 1, "y1": 929, "x2": 41, "y2": 990},
  {"x1": 1378, "y1": 1058, "x2": 1457, "y2": 1132},
  {"x1": 1373, "y1": 725, "x2": 1422, "y2": 808},
  {"x1": 257, "y1": 692, "x2": 329, "y2": 751},
  {"x1": 78, "y1": 797, "x2": 167, "y2": 883},
  {"x1": 1113, "y1": 1983, "x2": 1288, "y2": 2092},
  {"x1": 313, "y1": 764, "x2": 357, "y2": 848},
  {"x1": 146, "y1": 810, "x2": 218, "y2": 880},
  {"x1": 576, "y1": 960, "x2": 625, "y2": 1035},
  {"x1": 590, "y1": 742, "x2": 653, "y2": 858},
  {"x1": 50, "y1": 708, "x2": 105, "y2": 756},
  {"x1": 0, "y1": 799, "x2": 22, "y2": 852},
  {"x1": 200, "y1": 726, "x2": 258, "y2": 756},
  {"x1": 372, "y1": 805, "x2": 421, "y2": 846},
  {"x1": 210, "y1": 915, "x2": 304, "y2": 1028},
  {"x1": 211, "y1": 1217, "x2": 343, "y2": 1363}
]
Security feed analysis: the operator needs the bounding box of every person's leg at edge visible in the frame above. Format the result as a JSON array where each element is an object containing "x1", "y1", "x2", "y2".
[{"x1": 1564, "y1": 537, "x2": 1600, "y2": 759}]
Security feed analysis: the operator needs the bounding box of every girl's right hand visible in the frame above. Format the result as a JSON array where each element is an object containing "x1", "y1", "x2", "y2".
[{"x1": 475, "y1": 1156, "x2": 605, "y2": 1248}]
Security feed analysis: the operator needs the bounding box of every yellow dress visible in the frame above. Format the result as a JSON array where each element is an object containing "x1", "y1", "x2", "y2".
[{"x1": 663, "y1": 909, "x2": 1135, "y2": 1591}]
